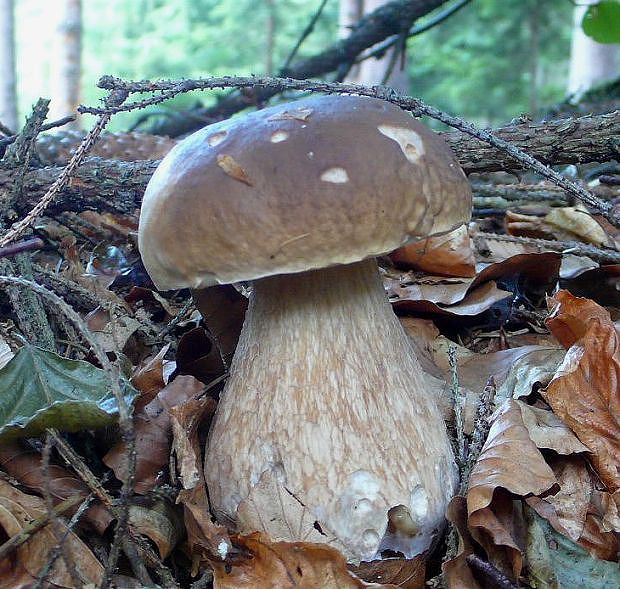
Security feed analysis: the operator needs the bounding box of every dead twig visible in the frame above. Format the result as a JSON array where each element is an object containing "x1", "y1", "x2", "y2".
[
  {"x1": 81, "y1": 75, "x2": 619, "y2": 226},
  {"x1": 0, "y1": 88, "x2": 129, "y2": 247},
  {"x1": 0, "y1": 494, "x2": 86, "y2": 563},
  {"x1": 475, "y1": 232, "x2": 620, "y2": 264}
]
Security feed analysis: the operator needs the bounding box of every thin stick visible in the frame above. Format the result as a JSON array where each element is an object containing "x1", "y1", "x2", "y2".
[
  {"x1": 0, "y1": 116, "x2": 75, "y2": 148},
  {"x1": 0, "y1": 89, "x2": 128, "y2": 247},
  {"x1": 0, "y1": 495, "x2": 85, "y2": 562},
  {"x1": 82, "y1": 75, "x2": 618, "y2": 226}
]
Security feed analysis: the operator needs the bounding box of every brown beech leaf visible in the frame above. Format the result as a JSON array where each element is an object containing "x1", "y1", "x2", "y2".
[
  {"x1": 467, "y1": 399, "x2": 559, "y2": 579},
  {"x1": 211, "y1": 532, "x2": 398, "y2": 588},
  {"x1": 388, "y1": 279, "x2": 512, "y2": 317},
  {"x1": 443, "y1": 496, "x2": 482, "y2": 589},
  {"x1": 517, "y1": 402, "x2": 590, "y2": 455},
  {"x1": 128, "y1": 499, "x2": 184, "y2": 559},
  {"x1": 0, "y1": 478, "x2": 104, "y2": 587},
  {"x1": 216, "y1": 154, "x2": 253, "y2": 185},
  {"x1": 506, "y1": 206, "x2": 610, "y2": 245},
  {"x1": 169, "y1": 393, "x2": 228, "y2": 572},
  {"x1": 349, "y1": 556, "x2": 425, "y2": 589},
  {"x1": 390, "y1": 225, "x2": 476, "y2": 278},
  {"x1": 562, "y1": 264, "x2": 620, "y2": 309},
  {"x1": 175, "y1": 326, "x2": 227, "y2": 384},
  {"x1": 0, "y1": 440, "x2": 112, "y2": 534},
  {"x1": 526, "y1": 455, "x2": 620, "y2": 561},
  {"x1": 543, "y1": 290, "x2": 620, "y2": 492},
  {"x1": 104, "y1": 375, "x2": 205, "y2": 494},
  {"x1": 130, "y1": 345, "x2": 169, "y2": 410}
]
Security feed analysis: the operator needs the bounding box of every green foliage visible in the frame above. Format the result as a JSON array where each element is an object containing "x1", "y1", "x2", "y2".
[
  {"x1": 0, "y1": 345, "x2": 137, "y2": 440},
  {"x1": 17, "y1": 0, "x2": 580, "y2": 129},
  {"x1": 582, "y1": 1, "x2": 620, "y2": 43},
  {"x1": 407, "y1": 0, "x2": 573, "y2": 125}
]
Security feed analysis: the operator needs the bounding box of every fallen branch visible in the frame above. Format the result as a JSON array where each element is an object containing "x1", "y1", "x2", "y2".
[
  {"x1": 4, "y1": 111, "x2": 617, "y2": 221},
  {"x1": 79, "y1": 75, "x2": 619, "y2": 225}
]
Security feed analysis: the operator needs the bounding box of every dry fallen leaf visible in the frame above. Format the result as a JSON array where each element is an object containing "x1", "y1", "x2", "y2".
[
  {"x1": 506, "y1": 206, "x2": 610, "y2": 246},
  {"x1": 0, "y1": 440, "x2": 112, "y2": 534},
  {"x1": 443, "y1": 496, "x2": 482, "y2": 589},
  {"x1": 211, "y1": 532, "x2": 398, "y2": 588},
  {"x1": 543, "y1": 290, "x2": 620, "y2": 492},
  {"x1": 390, "y1": 225, "x2": 476, "y2": 278},
  {"x1": 467, "y1": 399, "x2": 558, "y2": 579},
  {"x1": 128, "y1": 499, "x2": 184, "y2": 559},
  {"x1": 104, "y1": 374, "x2": 205, "y2": 494},
  {"x1": 0, "y1": 478, "x2": 104, "y2": 588},
  {"x1": 217, "y1": 154, "x2": 253, "y2": 186},
  {"x1": 168, "y1": 393, "x2": 228, "y2": 573},
  {"x1": 517, "y1": 402, "x2": 590, "y2": 455}
]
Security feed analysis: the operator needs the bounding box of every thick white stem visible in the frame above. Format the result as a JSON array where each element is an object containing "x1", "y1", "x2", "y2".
[{"x1": 205, "y1": 259, "x2": 456, "y2": 561}]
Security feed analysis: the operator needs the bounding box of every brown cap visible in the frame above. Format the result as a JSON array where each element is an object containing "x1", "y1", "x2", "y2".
[{"x1": 138, "y1": 95, "x2": 472, "y2": 290}]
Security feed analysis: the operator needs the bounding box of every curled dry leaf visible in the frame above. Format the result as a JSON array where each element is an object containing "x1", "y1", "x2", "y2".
[
  {"x1": 0, "y1": 440, "x2": 112, "y2": 534},
  {"x1": 211, "y1": 532, "x2": 398, "y2": 589},
  {"x1": 543, "y1": 290, "x2": 620, "y2": 492},
  {"x1": 467, "y1": 399, "x2": 559, "y2": 579},
  {"x1": 175, "y1": 326, "x2": 227, "y2": 384},
  {"x1": 168, "y1": 393, "x2": 228, "y2": 573},
  {"x1": 104, "y1": 374, "x2": 205, "y2": 494},
  {"x1": 191, "y1": 284, "x2": 248, "y2": 367},
  {"x1": 506, "y1": 206, "x2": 610, "y2": 246},
  {"x1": 386, "y1": 252, "x2": 561, "y2": 319},
  {"x1": 216, "y1": 154, "x2": 253, "y2": 186},
  {"x1": 443, "y1": 496, "x2": 482, "y2": 589},
  {"x1": 390, "y1": 225, "x2": 476, "y2": 278},
  {"x1": 527, "y1": 456, "x2": 620, "y2": 561},
  {"x1": 349, "y1": 557, "x2": 426, "y2": 589},
  {"x1": 517, "y1": 402, "x2": 590, "y2": 455},
  {"x1": 0, "y1": 478, "x2": 104, "y2": 588},
  {"x1": 128, "y1": 499, "x2": 185, "y2": 559},
  {"x1": 130, "y1": 345, "x2": 169, "y2": 410}
]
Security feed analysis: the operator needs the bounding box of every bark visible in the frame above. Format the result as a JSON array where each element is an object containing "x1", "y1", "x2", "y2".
[
  {"x1": 50, "y1": 0, "x2": 82, "y2": 129},
  {"x1": 0, "y1": 0, "x2": 17, "y2": 131},
  {"x1": 2, "y1": 110, "x2": 617, "y2": 218},
  {"x1": 148, "y1": 0, "x2": 446, "y2": 137}
]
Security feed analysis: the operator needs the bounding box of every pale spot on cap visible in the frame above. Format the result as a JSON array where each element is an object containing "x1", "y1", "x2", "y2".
[
  {"x1": 378, "y1": 125, "x2": 425, "y2": 163},
  {"x1": 208, "y1": 131, "x2": 227, "y2": 147},
  {"x1": 321, "y1": 167, "x2": 349, "y2": 184},
  {"x1": 270, "y1": 130, "x2": 289, "y2": 143}
]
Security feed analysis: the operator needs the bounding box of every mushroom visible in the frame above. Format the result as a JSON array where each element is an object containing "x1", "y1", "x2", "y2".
[{"x1": 138, "y1": 95, "x2": 472, "y2": 562}]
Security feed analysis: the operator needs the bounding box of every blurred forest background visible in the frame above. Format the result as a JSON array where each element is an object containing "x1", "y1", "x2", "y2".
[{"x1": 4, "y1": 0, "x2": 619, "y2": 133}]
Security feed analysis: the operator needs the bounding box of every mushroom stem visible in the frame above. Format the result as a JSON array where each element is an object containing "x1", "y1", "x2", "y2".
[{"x1": 205, "y1": 258, "x2": 457, "y2": 561}]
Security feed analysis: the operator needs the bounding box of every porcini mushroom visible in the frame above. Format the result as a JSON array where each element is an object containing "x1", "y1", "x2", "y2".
[{"x1": 138, "y1": 95, "x2": 472, "y2": 562}]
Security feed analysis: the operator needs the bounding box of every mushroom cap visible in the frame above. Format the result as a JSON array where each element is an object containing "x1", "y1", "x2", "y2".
[{"x1": 138, "y1": 95, "x2": 472, "y2": 290}]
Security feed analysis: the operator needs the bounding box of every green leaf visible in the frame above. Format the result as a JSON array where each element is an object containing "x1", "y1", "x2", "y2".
[
  {"x1": 0, "y1": 345, "x2": 137, "y2": 440},
  {"x1": 582, "y1": 1, "x2": 620, "y2": 43},
  {"x1": 525, "y1": 509, "x2": 620, "y2": 589}
]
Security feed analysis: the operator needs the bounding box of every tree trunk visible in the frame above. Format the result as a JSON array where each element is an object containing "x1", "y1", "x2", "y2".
[
  {"x1": 340, "y1": 0, "x2": 410, "y2": 92},
  {"x1": 50, "y1": 0, "x2": 82, "y2": 129},
  {"x1": 567, "y1": 2, "x2": 619, "y2": 97},
  {"x1": 0, "y1": 0, "x2": 17, "y2": 132}
]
